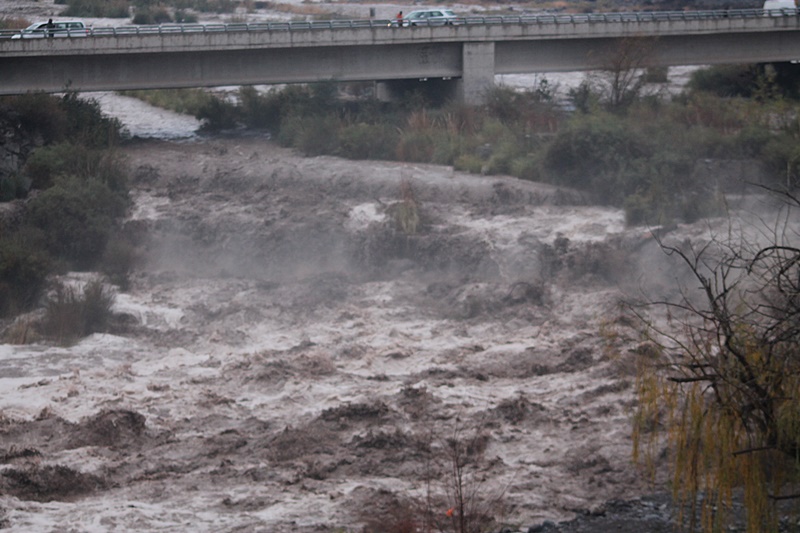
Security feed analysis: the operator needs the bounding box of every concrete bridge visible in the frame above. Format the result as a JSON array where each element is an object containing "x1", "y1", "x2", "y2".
[{"x1": 1, "y1": 9, "x2": 800, "y2": 103}]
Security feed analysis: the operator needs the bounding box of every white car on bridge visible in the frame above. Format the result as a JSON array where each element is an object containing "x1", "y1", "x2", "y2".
[
  {"x1": 12, "y1": 20, "x2": 89, "y2": 39},
  {"x1": 763, "y1": 0, "x2": 798, "y2": 12},
  {"x1": 394, "y1": 9, "x2": 459, "y2": 27}
]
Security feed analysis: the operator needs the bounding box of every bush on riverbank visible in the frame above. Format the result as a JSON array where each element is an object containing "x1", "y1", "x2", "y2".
[
  {"x1": 60, "y1": 0, "x2": 130, "y2": 19},
  {"x1": 41, "y1": 278, "x2": 115, "y2": 345},
  {"x1": 0, "y1": 93, "x2": 132, "y2": 319},
  {"x1": 121, "y1": 61, "x2": 800, "y2": 227},
  {"x1": 202, "y1": 72, "x2": 796, "y2": 224},
  {"x1": 687, "y1": 62, "x2": 800, "y2": 100}
]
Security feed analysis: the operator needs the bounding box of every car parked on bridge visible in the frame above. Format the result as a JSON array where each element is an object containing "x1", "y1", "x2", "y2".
[
  {"x1": 12, "y1": 20, "x2": 89, "y2": 39},
  {"x1": 763, "y1": 0, "x2": 797, "y2": 12},
  {"x1": 394, "y1": 9, "x2": 459, "y2": 27}
]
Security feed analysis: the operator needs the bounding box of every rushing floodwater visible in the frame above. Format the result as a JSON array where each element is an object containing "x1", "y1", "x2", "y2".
[
  {"x1": 86, "y1": 92, "x2": 202, "y2": 140},
  {"x1": 0, "y1": 65, "x2": 727, "y2": 532}
]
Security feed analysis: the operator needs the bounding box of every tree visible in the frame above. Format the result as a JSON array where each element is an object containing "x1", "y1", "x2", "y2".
[
  {"x1": 588, "y1": 36, "x2": 660, "y2": 110},
  {"x1": 632, "y1": 190, "x2": 800, "y2": 532}
]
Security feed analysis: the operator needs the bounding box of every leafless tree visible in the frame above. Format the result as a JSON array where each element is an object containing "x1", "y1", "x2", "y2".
[
  {"x1": 588, "y1": 36, "x2": 660, "y2": 109},
  {"x1": 632, "y1": 189, "x2": 800, "y2": 532}
]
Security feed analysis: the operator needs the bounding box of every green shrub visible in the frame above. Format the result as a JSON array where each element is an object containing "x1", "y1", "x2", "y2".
[
  {"x1": 23, "y1": 143, "x2": 83, "y2": 190},
  {"x1": 150, "y1": 7, "x2": 173, "y2": 23},
  {"x1": 187, "y1": 0, "x2": 237, "y2": 14},
  {"x1": 100, "y1": 235, "x2": 139, "y2": 290},
  {"x1": 687, "y1": 63, "x2": 800, "y2": 100},
  {"x1": 454, "y1": 153, "x2": 484, "y2": 174},
  {"x1": 133, "y1": 12, "x2": 152, "y2": 24},
  {"x1": 473, "y1": 119, "x2": 522, "y2": 174},
  {"x1": 760, "y1": 133, "x2": 800, "y2": 188},
  {"x1": 732, "y1": 125, "x2": 775, "y2": 158},
  {"x1": 624, "y1": 188, "x2": 667, "y2": 226},
  {"x1": 396, "y1": 130, "x2": 435, "y2": 162},
  {"x1": 768, "y1": 61, "x2": 800, "y2": 100},
  {"x1": 0, "y1": 232, "x2": 51, "y2": 317},
  {"x1": 568, "y1": 80, "x2": 602, "y2": 114},
  {"x1": 132, "y1": 6, "x2": 172, "y2": 25},
  {"x1": 542, "y1": 112, "x2": 649, "y2": 202},
  {"x1": 687, "y1": 64, "x2": 759, "y2": 98},
  {"x1": 485, "y1": 86, "x2": 523, "y2": 124},
  {"x1": 643, "y1": 66, "x2": 669, "y2": 83},
  {"x1": 275, "y1": 113, "x2": 301, "y2": 147},
  {"x1": 238, "y1": 86, "x2": 284, "y2": 131},
  {"x1": 174, "y1": 10, "x2": 199, "y2": 23},
  {"x1": 195, "y1": 96, "x2": 239, "y2": 131},
  {"x1": 42, "y1": 278, "x2": 115, "y2": 344},
  {"x1": 484, "y1": 139, "x2": 524, "y2": 175},
  {"x1": 0, "y1": 173, "x2": 30, "y2": 201},
  {"x1": 121, "y1": 88, "x2": 214, "y2": 116},
  {"x1": 80, "y1": 279, "x2": 115, "y2": 334},
  {"x1": 63, "y1": 0, "x2": 130, "y2": 18},
  {"x1": 429, "y1": 132, "x2": 466, "y2": 166},
  {"x1": 26, "y1": 179, "x2": 128, "y2": 270},
  {"x1": 0, "y1": 93, "x2": 130, "y2": 322},
  {"x1": 309, "y1": 81, "x2": 339, "y2": 109},
  {"x1": 59, "y1": 92, "x2": 124, "y2": 148},
  {"x1": 388, "y1": 180, "x2": 419, "y2": 235},
  {"x1": 5, "y1": 93, "x2": 68, "y2": 145},
  {"x1": 295, "y1": 115, "x2": 339, "y2": 156},
  {"x1": 24, "y1": 143, "x2": 129, "y2": 193},
  {"x1": 510, "y1": 153, "x2": 542, "y2": 182},
  {"x1": 338, "y1": 123, "x2": 398, "y2": 160}
]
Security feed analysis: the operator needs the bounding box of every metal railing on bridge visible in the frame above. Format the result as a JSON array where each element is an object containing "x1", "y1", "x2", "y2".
[{"x1": 0, "y1": 7, "x2": 797, "y2": 39}]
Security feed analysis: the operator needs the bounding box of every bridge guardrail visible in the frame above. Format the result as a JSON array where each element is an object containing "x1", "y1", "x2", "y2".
[{"x1": 0, "y1": 8, "x2": 798, "y2": 39}]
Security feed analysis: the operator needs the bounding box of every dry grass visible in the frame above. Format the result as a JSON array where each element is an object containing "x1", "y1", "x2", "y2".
[
  {"x1": 42, "y1": 279, "x2": 115, "y2": 345},
  {"x1": 391, "y1": 178, "x2": 420, "y2": 235},
  {"x1": 2, "y1": 319, "x2": 38, "y2": 345},
  {"x1": 0, "y1": 16, "x2": 31, "y2": 31},
  {"x1": 260, "y1": 1, "x2": 333, "y2": 17}
]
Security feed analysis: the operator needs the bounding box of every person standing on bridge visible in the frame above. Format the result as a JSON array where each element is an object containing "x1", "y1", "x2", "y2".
[
  {"x1": 46, "y1": 19, "x2": 55, "y2": 38},
  {"x1": 395, "y1": 11, "x2": 403, "y2": 27}
]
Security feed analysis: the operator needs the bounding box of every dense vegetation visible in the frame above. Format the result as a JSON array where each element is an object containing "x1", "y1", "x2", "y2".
[
  {"x1": 0, "y1": 93, "x2": 132, "y2": 322},
  {"x1": 128, "y1": 62, "x2": 800, "y2": 228}
]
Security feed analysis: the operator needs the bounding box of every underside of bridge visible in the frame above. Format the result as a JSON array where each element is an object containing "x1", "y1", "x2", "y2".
[{"x1": 376, "y1": 42, "x2": 495, "y2": 104}]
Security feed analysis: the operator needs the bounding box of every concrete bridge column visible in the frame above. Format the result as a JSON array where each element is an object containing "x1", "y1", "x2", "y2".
[
  {"x1": 459, "y1": 41, "x2": 495, "y2": 105},
  {"x1": 375, "y1": 42, "x2": 495, "y2": 105}
]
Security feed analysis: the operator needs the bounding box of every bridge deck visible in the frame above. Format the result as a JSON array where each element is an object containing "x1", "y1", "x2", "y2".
[{"x1": 1, "y1": 9, "x2": 799, "y2": 101}]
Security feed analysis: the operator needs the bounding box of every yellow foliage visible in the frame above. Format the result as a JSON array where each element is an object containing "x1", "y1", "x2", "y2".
[
  {"x1": 391, "y1": 179, "x2": 419, "y2": 236},
  {"x1": 633, "y1": 328, "x2": 800, "y2": 532}
]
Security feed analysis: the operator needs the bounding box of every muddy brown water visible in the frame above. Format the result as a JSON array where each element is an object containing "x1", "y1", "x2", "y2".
[{"x1": 0, "y1": 136, "x2": 685, "y2": 531}]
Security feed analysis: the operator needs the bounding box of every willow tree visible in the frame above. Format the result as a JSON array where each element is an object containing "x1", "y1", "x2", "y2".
[{"x1": 632, "y1": 191, "x2": 800, "y2": 532}]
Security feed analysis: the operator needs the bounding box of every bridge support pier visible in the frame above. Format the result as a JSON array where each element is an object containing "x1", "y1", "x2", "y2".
[
  {"x1": 375, "y1": 42, "x2": 495, "y2": 105},
  {"x1": 457, "y1": 42, "x2": 495, "y2": 105}
]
